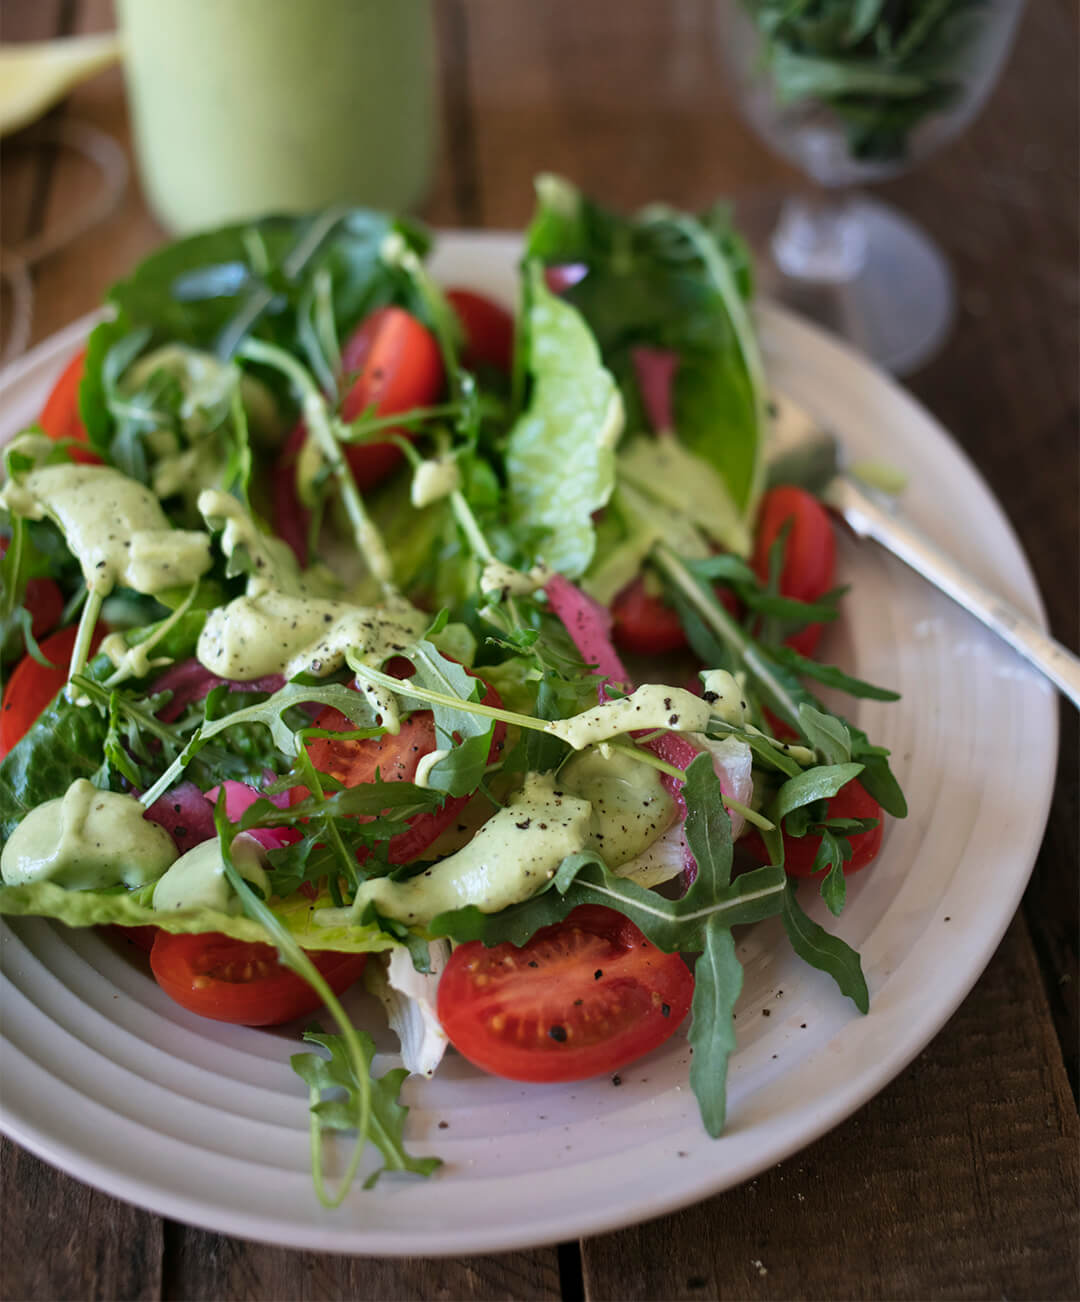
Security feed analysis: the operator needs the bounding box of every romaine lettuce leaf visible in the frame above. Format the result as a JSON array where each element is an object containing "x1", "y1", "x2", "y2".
[
  {"x1": 505, "y1": 262, "x2": 623, "y2": 578},
  {"x1": 0, "y1": 610, "x2": 206, "y2": 841},
  {"x1": 0, "y1": 879, "x2": 395, "y2": 955},
  {"x1": 524, "y1": 177, "x2": 766, "y2": 524}
]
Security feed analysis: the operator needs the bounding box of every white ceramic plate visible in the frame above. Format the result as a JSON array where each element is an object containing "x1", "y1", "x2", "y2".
[{"x1": 0, "y1": 232, "x2": 1058, "y2": 1255}]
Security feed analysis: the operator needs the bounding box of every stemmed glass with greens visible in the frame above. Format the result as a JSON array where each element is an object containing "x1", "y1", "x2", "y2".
[{"x1": 720, "y1": 0, "x2": 1025, "y2": 374}]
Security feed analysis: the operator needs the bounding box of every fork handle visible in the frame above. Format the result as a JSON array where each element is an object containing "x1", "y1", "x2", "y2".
[{"x1": 824, "y1": 475, "x2": 1080, "y2": 709}]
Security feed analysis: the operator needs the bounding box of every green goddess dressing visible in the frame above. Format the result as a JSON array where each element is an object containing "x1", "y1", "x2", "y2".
[{"x1": 0, "y1": 780, "x2": 177, "y2": 890}]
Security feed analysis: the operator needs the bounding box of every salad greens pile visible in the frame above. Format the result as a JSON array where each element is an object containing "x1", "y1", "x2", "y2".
[
  {"x1": 0, "y1": 175, "x2": 904, "y2": 1204},
  {"x1": 741, "y1": 0, "x2": 992, "y2": 162}
]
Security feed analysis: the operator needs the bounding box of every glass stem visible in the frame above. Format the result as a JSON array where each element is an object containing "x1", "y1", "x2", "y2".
[{"x1": 771, "y1": 191, "x2": 867, "y2": 284}]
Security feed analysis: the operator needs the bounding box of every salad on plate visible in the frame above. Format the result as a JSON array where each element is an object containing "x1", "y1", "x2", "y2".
[{"x1": 0, "y1": 176, "x2": 905, "y2": 1204}]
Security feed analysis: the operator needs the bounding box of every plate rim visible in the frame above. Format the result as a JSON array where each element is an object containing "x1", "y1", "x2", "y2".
[{"x1": 0, "y1": 229, "x2": 1059, "y2": 1255}]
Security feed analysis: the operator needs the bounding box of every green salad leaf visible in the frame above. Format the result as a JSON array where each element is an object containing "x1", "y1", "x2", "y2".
[
  {"x1": 292, "y1": 1028, "x2": 442, "y2": 1189},
  {"x1": 780, "y1": 881, "x2": 869, "y2": 1013},
  {"x1": 505, "y1": 262, "x2": 623, "y2": 577},
  {"x1": 0, "y1": 878, "x2": 396, "y2": 955}
]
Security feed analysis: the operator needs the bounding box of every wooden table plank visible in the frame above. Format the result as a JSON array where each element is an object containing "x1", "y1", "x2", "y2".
[
  {"x1": 0, "y1": 1134, "x2": 163, "y2": 1302},
  {"x1": 579, "y1": 914, "x2": 1080, "y2": 1302},
  {"x1": 159, "y1": 1228, "x2": 562, "y2": 1302}
]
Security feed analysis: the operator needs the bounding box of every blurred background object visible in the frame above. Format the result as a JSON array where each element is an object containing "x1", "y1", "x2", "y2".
[
  {"x1": 116, "y1": 0, "x2": 435, "y2": 232},
  {"x1": 719, "y1": 0, "x2": 1027, "y2": 373},
  {"x1": 0, "y1": 32, "x2": 126, "y2": 362}
]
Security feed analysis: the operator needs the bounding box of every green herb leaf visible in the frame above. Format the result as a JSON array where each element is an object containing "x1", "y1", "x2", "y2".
[
  {"x1": 688, "y1": 919, "x2": 743, "y2": 1136},
  {"x1": 780, "y1": 881, "x2": 868, "y2": 1013},
  {"x1": 505, "y1": 261, "x2": 623, "y2": 577},
  {"x1": 291, "y1": 1029, "x2": 441, "y2": 1188},
  {"x1": 773, "y1": 762, "x2": 864, "y2": 824},
  {"x1": 771, "y1": 645, "x2": 901, "y2": 701}
]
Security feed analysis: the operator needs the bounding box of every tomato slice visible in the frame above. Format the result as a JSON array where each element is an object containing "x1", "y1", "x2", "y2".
[
  {"x1": 38, "y1": 349, "x2": 99, "y2": 464},
  {"x1": 437, "y1": 905, "x2": 693, "y2": 1083},
  {"x1": 272, "y1": 422, "x2": 312, "y2": 565},
  {"x1": 445, "y1": 288, "x2": 514, "y2": 373},
  {"x1": 150, "y1": 931, "x2": 367, "y2": 1026},
  {"x1": 108, "y1": 925, "x2": 160, "y2": 953},
  {"x1": 303, "y1": 672, "x2": 506, "y2": 865},
  {"x1": 611, "y1": 577, "x2": 688, "y2": 655},
  {"x1": 751, "y1": 486, "x2": 836, "y2": 657},
  {"x1": 0, "y1": 538, "x2": 63, "y2": 641},
  {"x1": 339, "y1": 307, "x2": 443, "y2": 490},
  {"x1": 746, "y1": 779, "x2": 883, "y2": 878},
  {"x1": 0, "y1": 622, "x2": 105, "y2": 757},
  {"x1": 611, "y1": 576, "x2": 738, "y2": 656}
]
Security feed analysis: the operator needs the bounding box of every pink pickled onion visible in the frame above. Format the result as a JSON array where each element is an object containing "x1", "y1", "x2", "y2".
[
  {"x1": 544, "y1": 574, "x2": 630, "y2": 696},
  {"x1": 205, "y1": 779, "x2": 298, "y2": 852},
  {"x1": 544, "y1": 264, "x2": 588, "y2": 294},
  {"x1": 631, "y1": 346, "x2": 679, "y2": 435},
  {"x1": 545, "y1": 575, "x2": 753, "y2": 880},
  {"x1": 143, "y1": 782, "x2": 216, "y2": 853},
  {"x1": 150, "y1": 660, "x2": 285, "y2": 724}
]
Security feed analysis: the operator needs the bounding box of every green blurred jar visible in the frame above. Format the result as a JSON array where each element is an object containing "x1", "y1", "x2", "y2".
[{"x1": 118, "y1": 0, "x2": 434, "y2": 232}]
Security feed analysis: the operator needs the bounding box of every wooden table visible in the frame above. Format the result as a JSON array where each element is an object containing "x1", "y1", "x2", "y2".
[{"x1": 2, "y1": 2, "x2": 1077, "y2": 1298}]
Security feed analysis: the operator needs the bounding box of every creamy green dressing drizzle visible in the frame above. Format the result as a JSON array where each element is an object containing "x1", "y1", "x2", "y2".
[
  {"x1": 558, "y1": 747, "x2": 676, "y2": 867},
  {"x1": 478, "y1": 559, "x2": 552, "y2": 601},
  {"x1": 320, "y1": 773, "x2": 594, "y2": 928},
  {"x1": 545, "y1": 684, "x2": 713, "y2": 750},
  {"x1": 194, "y1": 489, "x2": 425, "y2": 720},
  {"x1": 0, "y1": 780, "x2": 177, "y2": 890},
  {"x1": 0, "y1": 464, "x2": 212, "y2": 595},
  {"x1": 196, "y1": 590, "x2": 424, "y2": 708},
  {"x1": 410, "y1": 455, "x2": 460, "y2": 509},
  {"x1": 700, "y1": 668, "x2": 816, "y2": 765},
  {"x1": 153, "y1": 833, "x2": 270, "y2": 915}
]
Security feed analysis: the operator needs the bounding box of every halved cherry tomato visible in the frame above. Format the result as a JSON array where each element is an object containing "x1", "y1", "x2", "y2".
[
  {"x1": 751, "y1": 486, "x2": 836, "y2": 658},
  {"x1": 38, "y1": 349, "x2": 99, "y2": 464},
  {"x1": 0, "y1": 622, "x2": 105, "y2": 757},
  {"x1": 437, "y1": 904, "x2": 693, "y2": 1083},
  {"x1": 301, "y1": 670, "x2": 506, "y2": 865},
  {"x1": 149, "y1": 931, "x2": 367, "y2": 1026},
  {"x1": 0, "y1": 538, "x2": 63, "y2": 641},
  {"x1": 272, "y1": 422, "x2": 312, "y2": 565},
  {"x1": 611, "y1": 576, "x2": 738, "y2": 657},
  {"x1": 108, "y1": 925, "x2": 160, "y2": 953},
  {"x1": 339, "y1": 307, "x2": 443, "y2": 490},
  {"x1": 445, "y1": 288, "x2": 514, "y2": 373},
  {"x1": 271, "y1": 308, "x2": 443, "y2": 557},
  {"x1": 745, "y1": 779, "x2": 883, "y2": 878},
  {"x1": 612, "y1": 577, "x2": 688, "y2": 655}
]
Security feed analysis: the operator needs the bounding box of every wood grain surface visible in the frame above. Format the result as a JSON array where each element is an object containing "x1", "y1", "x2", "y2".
[{"x1": 1, "y1": 1, "x2": 1077, "y2": 1299}]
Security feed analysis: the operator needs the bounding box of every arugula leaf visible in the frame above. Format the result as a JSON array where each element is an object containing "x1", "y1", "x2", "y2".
[
  {"x1": 291, "y1": 1029, "x2": 441, "y2": 1188},
  {"x1": 378, "y1": 639, "x2": 497, "y2": 798},
  {"x1": 689, "y1": 920, "x2": 743, "y2": 1136},
  {"x1": 780, "y1": 881, "x2": 869, "y2": 1013},
  {"x1": 848, "y1": 724, "x2": 908, "y2": 818},
  {"x1": 140, "y1": 679, "x2": 380, "y2": 807},
  {"x1": 772, "y1": 762, "x2": 864, "y2": 824},
  {"x1": 771, "y1": 645, "x2": 901, "y2": 701},
  {"x1": 796, "y1": 705, "x2": 853, "y2": 765},
  {"x1": 683, "y1": 749, "x2": 735, "y2": 888},
  {"x1": 505, "y1": 262, "x2": 623, "y2": 578}
]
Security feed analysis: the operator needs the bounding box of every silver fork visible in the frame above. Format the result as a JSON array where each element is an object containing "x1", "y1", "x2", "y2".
[{"x1": 767, "y1": 396, "x2": 1080, "y2": 709}]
